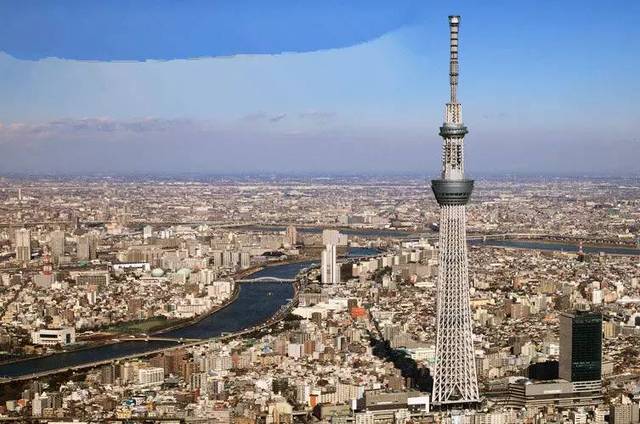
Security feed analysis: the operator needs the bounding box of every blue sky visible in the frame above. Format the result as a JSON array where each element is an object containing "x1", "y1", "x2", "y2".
[{"x1": 0, "y1": 1, "x2": 638, "y2": 175}]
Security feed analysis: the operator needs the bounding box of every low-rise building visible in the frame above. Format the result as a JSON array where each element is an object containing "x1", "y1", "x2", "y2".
[{"x1": 31, "y1": 327, "x2": 76, "y2": 346}]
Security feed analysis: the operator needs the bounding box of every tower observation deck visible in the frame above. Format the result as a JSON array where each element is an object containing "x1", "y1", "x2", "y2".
[{"x1": 430, "y1": 15, "x2": 480, "y2": 407}]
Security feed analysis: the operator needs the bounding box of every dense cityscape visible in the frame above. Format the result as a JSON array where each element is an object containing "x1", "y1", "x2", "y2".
[
  {"x1": 2, "y1": 2, "x2": 639, "y2": 423},
  {"x1": 0, "y1": 174, "x2": 638, "y2": 423}
]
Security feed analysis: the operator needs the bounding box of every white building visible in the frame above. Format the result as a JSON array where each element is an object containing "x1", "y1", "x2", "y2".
[
  {"x1": 199, "y1": 269, "x2": 217, "y2": 285},
  {"x1": 143, "y1": 225, "x2": 153, "y2": 240},
  {"x1": 138, "y1": 367, "x2": 164, "y2": 386},
  {"x1": 206, "y1": 280, "x2": 233, "y2": 300},
  {"x1": 32, "y1": 327, "x2": 76, "y2": 346},
  {"x1": 399, "y1": 345, "x2": 436, "y2": 363},
  {"x1": 31, "y1": 393, "x2": 49, "y2": 417},
  {"x1": 354, "y1": 411, "x2": 375, "y2": 424},
  {"x1": 287, "y1": 343, "x2": 303, "y2": 359},
  {"x1": 112, "y1": 262, "x2": 151, "y2": 272},
  {"x1": 175, "y1": 295, "x2": 212, "y2": 318},
  {"x1": 570, "y1": 409, "x2": 588, "y2": 424},
  {"x1": 592, "y1": 289, "x2": 603, "y2": 305},
  {"x1": 240, "y1": 251, "x2": 250, "y2": 269},
  {"x1": 321, "y1": 229, "x2": 343, "y2": 285}
]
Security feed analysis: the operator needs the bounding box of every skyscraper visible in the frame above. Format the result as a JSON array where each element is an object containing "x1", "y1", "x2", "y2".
[
  {"x1": 49, "y1": 229, "x2": 66, "y2": 263},
  {"x1": 77, "y1": 233, "x2": 98, "y2": 261},
  {"x1": 559, "y1": 311, "x2": 602, "y2": 388},
  {"x1": 286, "y1": 225, "x2": 297, "y2": 246},
  {"x1": 321, "y1": 229, "x2": 341, "y2": 285},
  {"x1": 15, "y1": 228, "x2": 31, "y2": 263},
  {"x1": 431, "y1": 16, "x2": 480, "y2": 406}
]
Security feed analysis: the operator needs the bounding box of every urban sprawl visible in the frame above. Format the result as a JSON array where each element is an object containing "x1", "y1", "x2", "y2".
[{"x1": 0, "y1": 176, "x2": 639, "y2": 423}]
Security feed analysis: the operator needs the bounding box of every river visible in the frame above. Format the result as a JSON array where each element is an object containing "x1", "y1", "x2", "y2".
[
  {"x1": 470, "y1": 239, "x2": 640, "y2": 256},
  {"x1": 239, "y1": 225, "x2": 415, "y2": 239},
  {"x1": 1, "y1": 240, "x2": 634, "y2": 379},
  {"x1": 0, "y1": 248, "x2": 377, "y2": 379},
  {"x1": 0, "y1": 265, "x2": 307, "y2": 379}
]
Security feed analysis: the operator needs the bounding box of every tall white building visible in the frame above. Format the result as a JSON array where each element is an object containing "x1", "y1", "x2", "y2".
[
  {"x1": 31, "y1": 393, "x2": 49, "y2": 417},
  {"x1": 15, "y1": 228, "x2": 31, "y2": 262},
  {"x1": 321, "y1": 229, "x2": 341, "y2": 284},
  {"x1": 143, "y1": 225, "x2": 153, "y2": 240},
  {"x1": 211, "y1": 250, "x2": 223, "y2": 267},
  {"x1": 240, "y1": 251, "x2": 251, "y2": 269}
]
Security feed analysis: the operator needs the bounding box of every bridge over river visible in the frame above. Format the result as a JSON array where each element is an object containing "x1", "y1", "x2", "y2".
[
  {"x1": 0, "y1": 259, "x2": 319, "y2": 383},
  {"x1": 0, "y1": 283, "x2": 302, "y2": 384},
  {"x1": 1, "y1": 241, "x2": 636, "y2": 383},
  {"x1": 235, "y1": 276, "x2": 295, "y2": 283}
]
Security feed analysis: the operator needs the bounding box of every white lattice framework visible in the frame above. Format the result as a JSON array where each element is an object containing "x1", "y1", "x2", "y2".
[
  {"x1": 432, "y1": 205, "x2": 479, "y2": 404},
  {"x1": 431, "y1": 15, "x2": 480, "y2": 406}
]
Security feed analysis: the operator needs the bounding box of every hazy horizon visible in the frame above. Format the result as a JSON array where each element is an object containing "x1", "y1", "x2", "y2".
[
  {"x1": 1, "y1": 171, "x2": 639, "y2": 180},
  {"x1": 1, "y1": 1, "x2": 638, "y2": 175}
]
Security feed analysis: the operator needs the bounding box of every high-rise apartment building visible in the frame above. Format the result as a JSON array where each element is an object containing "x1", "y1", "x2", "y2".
[
  {"x1": 15, "y1": 228, "x2": 31, "y2": 263},
  {"x1": 240, "y1": 251, "x2": 250, "y2": 269},
  {"x1": 70, "y1": 213, "x2": 79, "y2": 230},
  {"x1": 77, "y1": 233, "x2": 98, "y2": 261},
  {"x1": 610, "y1": 403, "x2": 640, "y2": 424},
  {"x1": 286, "y1": 225, "x2": 297, "y2": 246},
  {"x1": 321, "y1": 229, "x2": 341, "y2": 285},
  {"x1": 211, "y1": 250, "x2": 223, "y2": 268},
  {"x1": 49, "y1": 230, "x2": 65, "y2": 263},
  {"x1": 222, "y1": 250, "x2": 233, "y2": 268}
]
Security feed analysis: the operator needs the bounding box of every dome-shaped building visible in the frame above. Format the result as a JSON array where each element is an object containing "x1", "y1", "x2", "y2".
[{"x1": 151, "y1": 268, "x2": 165, "y2": 277}]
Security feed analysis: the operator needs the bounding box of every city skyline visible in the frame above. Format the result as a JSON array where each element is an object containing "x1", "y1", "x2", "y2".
[
  {"x1": 1, "y1": 1, "x2": 639, "y2": 175},
  {"x1": 0, "y1": 173, "x2": 635, "y2": 421},
  {"x1": 0, "y1": 3, "x2": 639, "y2": 422}
]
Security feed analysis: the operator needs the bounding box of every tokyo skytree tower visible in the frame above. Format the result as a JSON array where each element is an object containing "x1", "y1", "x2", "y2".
[{"x1": 430, "y1": 16, "x2": 480, "y2": 406}]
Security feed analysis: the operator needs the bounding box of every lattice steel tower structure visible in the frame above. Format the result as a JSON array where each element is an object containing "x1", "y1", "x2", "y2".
[{"x1": 430, "y1": 15, "x2": 480, "y2": 407}]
